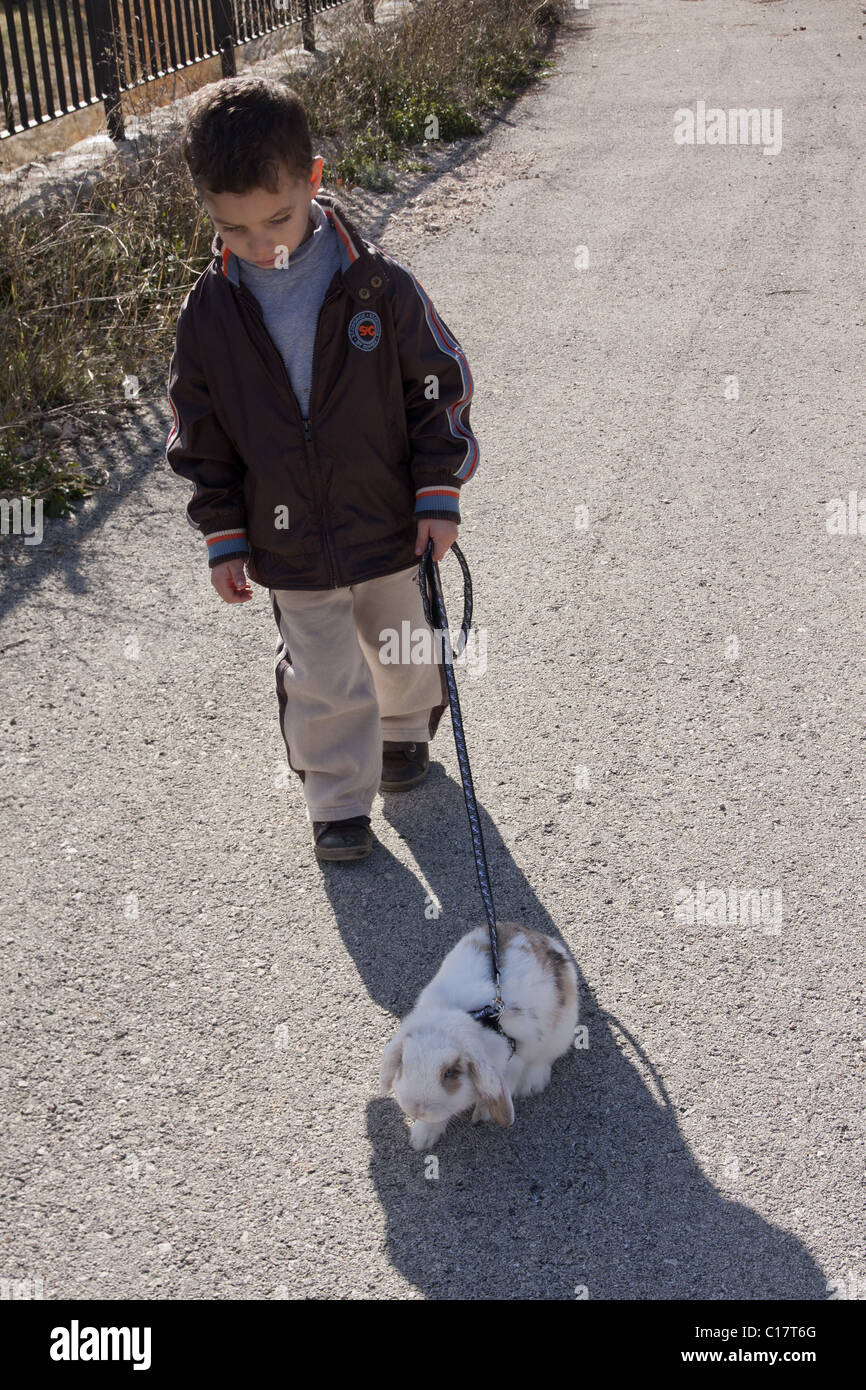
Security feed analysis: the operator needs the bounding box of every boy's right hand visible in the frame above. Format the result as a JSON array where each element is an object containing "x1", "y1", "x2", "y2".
[{"x1": 211, "y1": 557, "x2": 253, "y2": 603}]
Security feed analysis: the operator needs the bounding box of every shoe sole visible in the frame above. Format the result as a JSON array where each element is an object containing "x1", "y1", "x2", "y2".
[
  {"x1": 379, "y1": 766, "x2": 430, "y2": 793},
  {"x1": 314, "y1": 838, "x2": 373, "y2": 862}
]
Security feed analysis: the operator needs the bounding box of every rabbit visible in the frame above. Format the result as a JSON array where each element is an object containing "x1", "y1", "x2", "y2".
[{"x1": 379, "y1": 921, "x2": 578, "y2": 1150}]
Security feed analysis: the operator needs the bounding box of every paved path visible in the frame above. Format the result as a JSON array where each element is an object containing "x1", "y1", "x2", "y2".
[{"x1": 1, "y1": 0, "x2": 863, "y2": 1298}]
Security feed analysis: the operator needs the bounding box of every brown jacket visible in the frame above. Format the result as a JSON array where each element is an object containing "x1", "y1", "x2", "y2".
[{"x1": 164, "y1": 192, "x2": 478, "y2": 589}]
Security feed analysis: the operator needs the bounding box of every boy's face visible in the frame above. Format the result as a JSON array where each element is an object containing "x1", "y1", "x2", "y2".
[{"x1": 200, "y1": 155, "x2": 324, "y2": 268}]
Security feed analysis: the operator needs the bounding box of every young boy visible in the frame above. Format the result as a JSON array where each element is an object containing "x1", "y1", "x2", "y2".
[{"x1": 165, "y1": 77, "x2": 478, "y2": 862}]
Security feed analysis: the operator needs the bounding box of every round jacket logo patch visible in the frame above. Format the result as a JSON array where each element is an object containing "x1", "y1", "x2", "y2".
[{"x1": 348, "y1": 310, "x2": 381, "y2": 351}]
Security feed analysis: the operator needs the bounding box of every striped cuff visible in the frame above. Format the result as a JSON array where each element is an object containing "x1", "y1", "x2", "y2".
[
  {"x1": 204, "y1": 527, "x2": 250, "y2": 567},
  {"x1": 413, "y1": 485, "x2": 461, "y2": 523}
]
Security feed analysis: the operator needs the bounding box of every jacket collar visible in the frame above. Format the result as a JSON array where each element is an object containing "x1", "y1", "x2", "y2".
[{"x1": 209, "y1": 191, "x2": 389, "y2": 303}]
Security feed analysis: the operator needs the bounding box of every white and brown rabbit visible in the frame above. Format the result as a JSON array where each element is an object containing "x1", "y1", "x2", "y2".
[{"x1": 379, "y1": 921, "x2": 578, "y2": 1150}]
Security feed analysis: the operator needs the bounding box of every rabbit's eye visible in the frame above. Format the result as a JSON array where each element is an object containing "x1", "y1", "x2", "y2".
[{"x1": 443, "y1": 1067, "x2": 461, "y2": 1081}]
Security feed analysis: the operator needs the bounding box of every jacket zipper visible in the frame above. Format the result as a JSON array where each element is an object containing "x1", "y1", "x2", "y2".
[
  {"x1": 305, "y1": 287, "x2": 342, "y2": 589},
  {"x1": 233, "y1": 279, "x2": 341, "y2": 589}
]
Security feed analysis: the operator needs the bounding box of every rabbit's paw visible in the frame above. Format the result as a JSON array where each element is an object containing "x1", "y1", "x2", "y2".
[
  {"x1": 409, "y1": 1119, "x2": 447, "y2": 1151},
  {"x1": 518, "y1": 1062, "x2": 552, "y2": 1096}
]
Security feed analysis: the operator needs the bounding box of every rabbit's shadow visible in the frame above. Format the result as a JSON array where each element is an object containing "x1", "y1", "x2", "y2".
[{"x1": 317, "y1": 767, "x2": 827, "y2": 1300}]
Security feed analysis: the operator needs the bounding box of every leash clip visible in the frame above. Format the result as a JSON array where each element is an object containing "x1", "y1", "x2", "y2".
[{"x1": 470, "y1": 1000, "x2": 517, "y2": 1056}]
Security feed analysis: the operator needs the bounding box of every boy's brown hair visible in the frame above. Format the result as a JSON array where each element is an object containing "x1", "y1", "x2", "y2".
[{"x1": 181, "y1": 76, "x2": 313, "y2": 194}]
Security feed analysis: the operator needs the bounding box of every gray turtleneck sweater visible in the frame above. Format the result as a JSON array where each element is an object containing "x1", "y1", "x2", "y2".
[{"x1": 236, "y1": 197, "x2": 344, "y2": 420}]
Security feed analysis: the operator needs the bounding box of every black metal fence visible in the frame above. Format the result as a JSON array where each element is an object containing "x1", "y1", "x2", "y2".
[{"x1": 0, "y1": 0, "x2": 373, "y2": 143}]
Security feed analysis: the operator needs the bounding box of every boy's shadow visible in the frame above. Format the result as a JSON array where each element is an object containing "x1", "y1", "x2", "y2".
[{"x1": 316, "y1": 767, "x2": 827, "y2": 1300}]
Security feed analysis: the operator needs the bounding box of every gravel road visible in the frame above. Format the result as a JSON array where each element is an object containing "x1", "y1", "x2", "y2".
[{"x1": 1, "y1": 0, "x2": 863, "y2": 1299}]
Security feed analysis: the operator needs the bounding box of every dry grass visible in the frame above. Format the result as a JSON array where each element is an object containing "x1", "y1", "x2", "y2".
[
  {"x1": 299, "y1": 0, "x2": 563, "y2": 187},
  {"x1": 0, "y1": 137, "x2": 210, "y2": 513}
]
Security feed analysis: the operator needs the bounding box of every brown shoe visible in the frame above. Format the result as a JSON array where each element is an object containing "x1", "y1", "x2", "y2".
[
  {"x1": 380, "y1": 740, "x2": 430, "y2": 792},
  {"x1": 312, "y1": 815, "x2": 373, "y2": 861}
]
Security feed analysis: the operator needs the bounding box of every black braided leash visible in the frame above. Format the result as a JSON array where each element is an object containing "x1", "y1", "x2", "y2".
[{"x1": 417, "y1": 537, "x2": 516, "y2": 1056}]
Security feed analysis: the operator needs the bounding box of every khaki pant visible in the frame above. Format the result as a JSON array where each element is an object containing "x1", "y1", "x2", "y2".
[{"x1": 270, "y1": 562, "x2": 449, "y2": 823}]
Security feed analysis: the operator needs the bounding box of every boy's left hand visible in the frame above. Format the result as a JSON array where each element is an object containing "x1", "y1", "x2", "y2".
[{"x1": 415, "y1": 518, "x2": 459, "y2": 562}]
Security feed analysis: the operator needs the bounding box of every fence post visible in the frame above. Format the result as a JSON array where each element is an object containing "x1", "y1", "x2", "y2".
[
  {"x1": 302, "y1": 0, "x2": 315, "y2": 52},
  {"x1": 211, "y1": 0, "x2": 237, "y2": 78},
  {"x1": 84, "y1": 0, "x2": 124, "y2": 141}
]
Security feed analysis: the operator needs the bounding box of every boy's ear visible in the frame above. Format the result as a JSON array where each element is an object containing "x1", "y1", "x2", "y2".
[{"x1": 308, "y1": 156, "x2": 324, "y2": 195}]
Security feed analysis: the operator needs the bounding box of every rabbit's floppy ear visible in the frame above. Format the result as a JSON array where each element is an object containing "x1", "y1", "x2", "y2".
[
  {"x1": 467, "y1": 1054, "x2": 515, "y2": 1128},
  {"x1": 379, "y1": 1031, "x2": 405, "y2": 1095}
]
